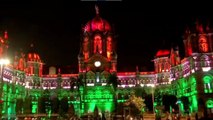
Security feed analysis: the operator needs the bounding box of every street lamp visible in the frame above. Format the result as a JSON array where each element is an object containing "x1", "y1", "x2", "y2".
[
  {"x1": 151, "y1": 84, "x2": 155, "y2": 115},
  {"x1": 0, "y1": 58, "x2": 10, "y2": 118}
]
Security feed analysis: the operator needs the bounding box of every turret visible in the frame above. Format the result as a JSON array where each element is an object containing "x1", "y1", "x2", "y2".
[
  {"x1": 26, "y1": 44, "x2": 43, "y2": 76},
  {"x1": 170, "y1": 46, "x2": 181, "y2": 66},
  {"x1": 154, "y1": 49, "x2": 171, "y2": 84},
  {"x1": 183, "y1": 20, "x2": 213, "y2": 57},
  {"x1": 0, "y1": 31, "x2": 9, "y2": 58}
]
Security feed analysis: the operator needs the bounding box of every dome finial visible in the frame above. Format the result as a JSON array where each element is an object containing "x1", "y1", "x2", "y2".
[
  {"x1": 30, "y1": 43, "x2": 34, "y2": 48},
  {"x1": 95, "y1": 5, "x2": 99, "y2": 15}
]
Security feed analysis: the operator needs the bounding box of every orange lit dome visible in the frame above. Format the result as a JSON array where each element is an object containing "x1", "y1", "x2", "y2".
[
  {"x1": 156, "y1": 49, "x2": 170, "y2": 57},
  {"x1": 28, "y1": 53, "x2": 41, "y2": 62},
  {"x1": 83, "y1": 5, "x2": 111, "y2": 32},
  {"x1": 84, "y1": 16, "x2": 111, "y2": 32},
  {"x1": 27, "y1": 44, "x2": 41, "y2": 62}
]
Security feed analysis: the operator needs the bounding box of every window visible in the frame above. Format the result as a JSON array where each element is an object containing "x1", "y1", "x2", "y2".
[{"x1": 203, "y1": 76, "x2": 213, "y2": 93}]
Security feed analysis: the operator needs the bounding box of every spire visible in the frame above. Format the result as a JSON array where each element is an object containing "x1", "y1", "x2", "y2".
[
  {"x1": 195, "y1": 19, "x2": 204, "y2": 33},
  {"x1": 136, "y1": 66, "x2": 139, "y2": 72},
  {"x1": 199, "y1": 24, "x2": 204, "y2": 33},
  {"x1": 28, "y1": 43, "x2": 38, "y2": 55},
  {"x1": 4, "y1": 31, "x2": 8, "y2": 40},
  {"x1": 206, "y1": 20, "x2": 210, "y2": 32},
  {"x1": 195, "y1": 19, "x2": 199, "y2": 31},
  {"x1": 30, "y1": 43, "x2": 34, "y2": 48},
  {"x1": 58, "y1": 68, "x2": 61, "y2": 74},
  {"x1": 95, "y1": 5, "x2": 99, "y2": 16}
]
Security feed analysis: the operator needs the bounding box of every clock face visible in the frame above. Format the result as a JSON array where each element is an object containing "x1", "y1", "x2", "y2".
[{"x1": 94, "y1": 61, "x2": 101, "y2": 67}]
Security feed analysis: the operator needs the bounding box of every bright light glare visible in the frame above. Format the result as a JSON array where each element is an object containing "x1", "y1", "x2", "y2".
[{"x1": 0, "y1": 59, "x2": 10, "y2": 65}]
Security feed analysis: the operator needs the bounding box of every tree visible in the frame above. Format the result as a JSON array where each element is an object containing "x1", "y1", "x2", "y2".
[
  {"x1": 70, "y1": 76, "x2": 84, "y2": 91},
  {"x1": 68, "y1": 103, "x2": 75, "y2": 118},
  {"x1": 38, "y1": 96, "x2": 46, "y2": 113},
  {"x1": 124, "y1": 93, "x2": 146, "y2": 117},
  {"x1": 23, "y1": 97, "x2": 32, "y2": 114},
  {"x1": 16, "y1": 98, "x2": 23, "y2": 114},
  {"x1": 181, "y1": 96, "x2": 190, "y2": 113},
  {"x1": 59, "y1": 96, "x2": 69, "y2": 118},
  {"x1": 107, "y1": 73, "x2": 120, "y2": 91},
  {"x1": 94, "y1": 105, "x2": 99, "y2": 120},
  {"x1": 116, "y1": 102, "x2": 124, "y2": 115},
  {"x1": 144, "y1": 94, "x2": 153, "y2": 112},
  {"x1": 134, "y1": 87, "x2": 147, "y2": 98},
  {"x1": 51, "y1": 97, "x2": 59, "y2": 113},
  {"x1": 162, "y1": 95, "x2": 178, "y2": 112}
]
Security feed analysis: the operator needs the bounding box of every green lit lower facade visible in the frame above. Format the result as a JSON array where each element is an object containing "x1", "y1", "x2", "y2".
[
  {"x1": 0, "y1": 5, "x2": 213, "y2": 119},
  {"x1": 0, "y1": 62, "x2": 213, "y2": 119}
]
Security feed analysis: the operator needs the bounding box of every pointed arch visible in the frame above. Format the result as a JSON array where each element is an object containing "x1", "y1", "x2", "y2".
[
  {"x1": 101, "y1": 70, "x2": 110, "y2": 82},
  {"x1": 202, "y1": 74, "x2": 213, "y2": 93},
  {"x1": 86, "y1": 71, "x2": 95, "y2": 80}
]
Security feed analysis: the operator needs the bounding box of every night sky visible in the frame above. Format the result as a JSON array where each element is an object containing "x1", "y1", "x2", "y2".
[{"x1": 0, "y1": 1, "x2": 212, "y2": 73}]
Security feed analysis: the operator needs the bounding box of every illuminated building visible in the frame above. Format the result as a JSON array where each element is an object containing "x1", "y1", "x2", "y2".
[{"x1": 0, "y1": 6, "x2": 213, "y2": 119}]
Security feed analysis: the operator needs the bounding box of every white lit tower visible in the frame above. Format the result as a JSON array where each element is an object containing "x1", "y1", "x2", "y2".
[{"x1": 153, "y1": 49, "x2": 171, "y2": 84}]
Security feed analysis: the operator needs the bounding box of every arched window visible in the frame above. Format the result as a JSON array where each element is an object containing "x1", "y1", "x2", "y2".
[
  {"x1": 94, "y1": 35, "x2": 102, "y2": 54},
  {"x1": 203, "y1": 75, "x2": 213, "y2": 93}
]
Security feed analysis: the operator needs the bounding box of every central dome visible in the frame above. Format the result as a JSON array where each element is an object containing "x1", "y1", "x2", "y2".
[
  {"x1": 155, "y1": 49, "x2": 170, "y2": 57},
  {"x1": 83, "y1": 6, "x2": 111, "y2": 32},
  {"x1": 84, "y1": 16, "x2": 111, "y2": 32}
]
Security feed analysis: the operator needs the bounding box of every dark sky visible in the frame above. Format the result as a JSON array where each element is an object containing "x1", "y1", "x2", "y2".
[{"x1": 0, "y1": 1, "x2": 212, "y2": 73}]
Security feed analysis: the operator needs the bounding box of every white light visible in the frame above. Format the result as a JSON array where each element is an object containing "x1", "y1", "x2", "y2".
[
  {"x1": 191, "y1": 69, "x2": 195, "y2": 73},
  {"x1": 94, "y1": 61, "x2": 101, "y2": 67},
  {"x1": 0, "y1": 59, "x2": 10, "y2": 65},
  {"x1": 147, "y1": 84, "x2": 155, "y2": 87},
  {"x1": 129, "y1": 84, "x2": 134, "y2": 87},
  {"x1": 202, "y1": 67, "x2": 211, "y2": 72},
  {"x1": 97, "y1": 77, "x2": 99, "y2": 82},
  {"x1": 102, "y1": 83, "x2": 106, "y2": 86},
  {"x1": 87, "y1": 83, "x2": 94, "y2": 86}
]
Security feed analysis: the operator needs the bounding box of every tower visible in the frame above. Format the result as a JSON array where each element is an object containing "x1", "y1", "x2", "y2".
[
  {"x1": 170, "y1": 46, "x2": 180, "y2": 67},
  {"x1": 154, "y1": 49, "x2": 171, "y2": 84},
  {"x1": 183, "y1": 20, "x2": 213, "y2": 57},
  {"x1": 78, "y1": 5, "x2": 116, "y2": 114},
  {"x1": 26, "y1": 43, "x2": 43, "y2": 77},
  {"x1": 0, "y1": 31, "x2": 9, "y2": 58},
  {"x1": 78, "y1": 5, "x2": 117, "y2": 85}
]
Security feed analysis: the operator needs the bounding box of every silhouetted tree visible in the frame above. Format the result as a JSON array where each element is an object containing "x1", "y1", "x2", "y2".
[
  {"x1": 38, "y1": 97, "x2": 45, "y2": 113},
  {"x1": 51, "y1": 97, "x2": 59, "y2": 113},
  {"x1": 145, "y1": 94, "x2": 153, "y2": 112},
  {"x1": 68, "y1": 103, "x2": 75, "y2": 118},
  {"x1": 181, "y1": 96, "x2": 190, "y2": 113},
  {"x1": 94, "y1": 105, "x2": 99, "y2": 120},
  {"x1": 107, "y1": 73, "x2": 120, "y2": 91},
  {"x1": 23, "y1": 97, "x2": 32, "y2": 114},
  {"x1": 135, "y1": 87, "x2": 147, "y2": 98},
  {"x1": 116, "y1": 102, "x2": 124, "y2": 115},
  {"x1": 59, "y1": 96, "x2": 69, "y2": 119},
  {"x1": 16, "y1": 98, "x2": 23, "y2": 114},
  {"x1": 162, "y1": 95, "x2": 178, "y2": 112}
]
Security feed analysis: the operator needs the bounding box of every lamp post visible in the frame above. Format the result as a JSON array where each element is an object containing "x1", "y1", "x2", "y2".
[
  {"x1": 0, "y1": 58, "x2": 10, "y2": 119},
  {"x1": 151, "y1": 84, "x2": 155, "y2": 117}
]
